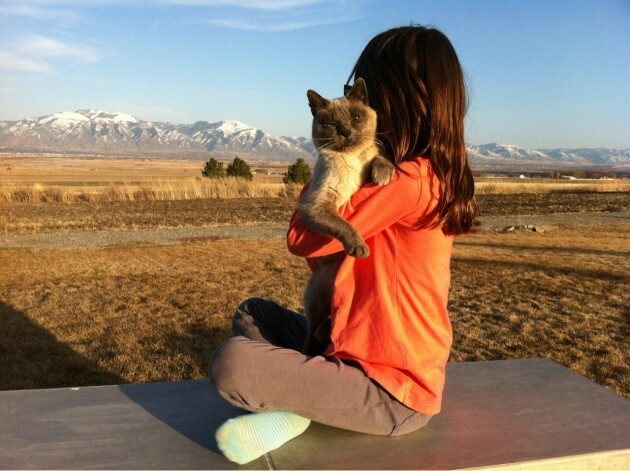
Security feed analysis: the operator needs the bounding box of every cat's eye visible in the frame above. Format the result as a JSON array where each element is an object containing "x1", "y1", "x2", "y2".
[
  {"x1": 352, "y1": 115, "x2": 362, "y2": 122},
  {"x1": 322, "y1": 122, "x2": 335, "y2": 128}
]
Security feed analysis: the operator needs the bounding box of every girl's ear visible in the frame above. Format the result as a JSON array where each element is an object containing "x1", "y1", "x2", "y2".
[
  {"x1": 346, "y1": 77, "x2": 368, "y2": 105},
  {"x1": 307, "y1": 90, "x2": 328, "y2": 116}
]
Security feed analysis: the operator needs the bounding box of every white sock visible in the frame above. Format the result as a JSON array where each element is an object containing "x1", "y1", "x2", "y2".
[{"x1": 215, "y1": 410, "x2": 311, "y2": 465}]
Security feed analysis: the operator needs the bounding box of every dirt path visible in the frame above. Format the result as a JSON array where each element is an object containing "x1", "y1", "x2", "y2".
[
  {"x1": 0, "y1": 223, "x2": 287, "y2": 250},
  {"x1": 1, "y1": 212, "x2": 628, "y2": 250},
  {"x1": 2, "y1": 191, "x2": 628, "y2": 236}
]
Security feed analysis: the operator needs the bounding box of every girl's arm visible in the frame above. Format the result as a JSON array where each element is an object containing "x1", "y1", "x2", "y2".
[{"x1": 287, "y1": 163, "x2": 435, "y2": 258}]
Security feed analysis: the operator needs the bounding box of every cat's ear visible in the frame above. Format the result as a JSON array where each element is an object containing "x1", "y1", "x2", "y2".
[
  {"x1": 307, "y1": 90, "x2": 328, "y2": 116},
  {"x1": 346, "y1": 78, "x2": 368, "y2": 105}
]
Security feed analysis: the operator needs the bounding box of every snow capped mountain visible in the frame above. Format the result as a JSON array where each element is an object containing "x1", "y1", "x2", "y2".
[
  {"x1": 0, "y1": 110, "x2": 313, "y2": 161},
  {"x1": 282, "y1": 136, "x2": 316, "y2": 155},
  {"x1": 178, "y1": 120, "x2": 310, "y2": 160},
  {"x1": 39, "y1": 111, "x2": 89, "y2": 129},
  {"x1": 466, "y1": 143, "x2": 629, "y2": 166},
  {"x1": 540, "y1": 148, "x2": 630, "y2": 165},
  {"x1": 467, "y1": 143, "x2": 554, "y2": 162},
  {"x1": 0, "y1": 109, "x2": 203, "y2": 154},
  {"x1": 0, "y1": 110, "x2": 627, "y2": 167}
]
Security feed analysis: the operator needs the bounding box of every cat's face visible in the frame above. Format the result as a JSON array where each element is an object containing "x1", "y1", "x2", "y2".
[{"x1": 307, "y1": 78, "x2": 377, "y2": 153}]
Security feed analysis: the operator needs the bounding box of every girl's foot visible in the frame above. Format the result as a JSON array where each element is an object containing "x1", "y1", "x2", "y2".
[{"x1": 215, "y1": 410, "x2": 311, "y2": 464}]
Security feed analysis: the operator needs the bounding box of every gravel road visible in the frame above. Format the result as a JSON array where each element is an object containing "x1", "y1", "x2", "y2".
[
  {"x1": 1, "y1": 212, "x2": 628, "y2": 250},
  {"x1": 0, "y1": 223, "x2": 287, "y2": 250}
]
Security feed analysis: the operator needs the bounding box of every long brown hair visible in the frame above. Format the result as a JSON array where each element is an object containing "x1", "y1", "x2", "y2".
[{"x1": 348, "y1": 25, "x2": 477, "y2": 235}]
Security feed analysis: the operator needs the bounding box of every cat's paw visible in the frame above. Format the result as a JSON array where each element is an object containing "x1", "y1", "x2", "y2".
[
  {"x1": 345, "y1": 241, "x2": 370, "y2": 258},
  {"x1": 342, "y1": 230, "x2": 370, "y2": 258},
  {"x1": 371, "y1": 156, "x2": 395, "y2": 186}
]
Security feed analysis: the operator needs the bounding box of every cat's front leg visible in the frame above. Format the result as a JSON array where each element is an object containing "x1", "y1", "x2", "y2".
[
  {"x1": 343, "y1": 232, "x2": 370, "y2": 258},
  {"x1": 314, "y1": 316, "x2": 332, "y2": 343},
  {"x1": 371, "y1": 155, "x2": 395, "y2": 186}
]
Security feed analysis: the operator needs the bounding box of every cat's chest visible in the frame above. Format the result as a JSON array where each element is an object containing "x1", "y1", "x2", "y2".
[{"x1": 316, "y1": 154, "x2": 366, "y2": 200}]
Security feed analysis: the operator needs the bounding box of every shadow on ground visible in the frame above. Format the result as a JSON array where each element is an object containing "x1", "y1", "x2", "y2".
[
  {"x1": 118, "y1": 379, "x2": 242, "y2": 456},
  {"x1": 0, "y1": 301, "x2": 123, "y2": 390}
]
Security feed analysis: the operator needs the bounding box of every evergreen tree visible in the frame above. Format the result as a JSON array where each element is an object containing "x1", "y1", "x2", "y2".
[
  {"x1": 283, "y1": 158, "x2": 312, "y2": 184},
  {"x1": 201, "y1": 157, "x2": 226, "y2": 179},
  {"x1": 226, "y1": 156, "x2": 253, "y2": 181}
]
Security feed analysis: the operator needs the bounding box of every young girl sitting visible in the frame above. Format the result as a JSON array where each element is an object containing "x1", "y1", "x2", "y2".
[{"x1": 208, "y1": 25, "x2": 477, "y2": 465}]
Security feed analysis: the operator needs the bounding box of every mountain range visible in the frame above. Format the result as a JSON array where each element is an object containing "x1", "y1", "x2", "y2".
[
  {"x1": 1, "y1": 110, "x2": 628, "y2": 168},
  {"x1": 467, "y1": 143, "x2": 629, "y2": 166},
  {"x1": 0, "y1": 110, "x2": 310, "y2": 162}
]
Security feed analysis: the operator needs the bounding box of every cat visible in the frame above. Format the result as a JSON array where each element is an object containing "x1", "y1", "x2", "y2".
[{"x1": 300, "y1": 78, "x2": 395, "y2": 356}]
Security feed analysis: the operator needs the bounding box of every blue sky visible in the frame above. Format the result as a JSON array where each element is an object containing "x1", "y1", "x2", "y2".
[{"x1": 0, "y1": 0, "x2": 628, "y2": 149}]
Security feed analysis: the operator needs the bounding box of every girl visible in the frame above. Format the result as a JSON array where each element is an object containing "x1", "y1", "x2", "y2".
[{"x1": 208, "y1": 25, "x2": 477, "y2": 465}]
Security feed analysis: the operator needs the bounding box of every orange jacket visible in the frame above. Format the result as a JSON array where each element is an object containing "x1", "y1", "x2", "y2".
[{"x1": 287, "y1": 157, "x2": 453, "y2": 414}]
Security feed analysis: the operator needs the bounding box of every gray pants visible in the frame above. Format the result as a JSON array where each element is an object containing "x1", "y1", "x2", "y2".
[{"x1": 208, "y1": 298, "x2": 431, "y2": 436}]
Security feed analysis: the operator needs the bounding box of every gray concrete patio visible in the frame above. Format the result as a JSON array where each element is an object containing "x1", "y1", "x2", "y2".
[{"x1": 1, "y1": 359, "x2": 628, "y2": 469}]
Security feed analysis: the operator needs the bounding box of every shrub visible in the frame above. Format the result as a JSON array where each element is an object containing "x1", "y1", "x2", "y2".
[
  {"x1": 226, "y1": 157, "x2": 253, "y2": 181},
  {"x1": 201, "y1": 158, "x2": 226, "y2": 179},
  {"x1": 283, "y1": 158, "x2": 312, "y2": 184}
]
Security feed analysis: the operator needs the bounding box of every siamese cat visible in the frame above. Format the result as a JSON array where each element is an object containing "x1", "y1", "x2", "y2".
[{"x1": 301, "y1": 78, "x2": 395, "y2": 356}]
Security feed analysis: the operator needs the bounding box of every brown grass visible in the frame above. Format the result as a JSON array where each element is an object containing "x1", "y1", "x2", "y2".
[
  {"x1": 2, "y1": 178, "x2": 628, "y2": 204},
  {"x1": 475, "y1": 178, "x2": 630, "y2": 194},
  {"x1": 0, "y1": 240, "x2": 309, "y2": 389},
  {"x1": 0, "y1": 154, "x2": 289, "y2": 183},
  {"x1": 0, "y1": 159, "x2": 628, "y2": 397},
  {"x1": 0, "y1": 178, "x2": 301, "y2": 203},
  {"x1": 0, "y1": 154, "x2": 296, "y2": 203},
  {"x1": 1, "y1": 154, "x2": 627, "y2": 203},
  {"x1": 0, "y1": 197, "x2": 297, "y2": 235},
  {"x1": 449, "y1": 227, "x2": 629, "y2": 395},
  {"x1": 1, "y1": 190, "x2": 627, "y2": 236},
  {"x1": 0, "y1": 200, "x2": 628, "y2": 397}
]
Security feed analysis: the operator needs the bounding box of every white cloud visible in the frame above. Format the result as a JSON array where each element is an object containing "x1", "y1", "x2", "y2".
[
  {"x1": 1, "y1": 0, "x2": 327, "y2": 9},
  {"x1": 1, "y1": 0, "x2": 360, "y2": 38},
  {"x1": 0, "y1": 37, "x2": 97, "y2": 73},
  {"x1": 0, "y1": 4, "x2": 80, "y2": 22},
  {"x1": 0, "y1": 50, "x2": 49, "y2": 72},
  {"x1": 162, "y1": 0, "x2": 325, "y2": 11},
  {"x1": 205, "y1": 14, "x2": 358, "y2": 32},
  {"x1": 0, "y1": 0, "x2": 355, "y2": 31},
  {"x1": 192, "y1": 0, "x2": 361, "y2": 32},
  {"x1": 19, "y1": 36, "x2": 97, "y2": 63}
]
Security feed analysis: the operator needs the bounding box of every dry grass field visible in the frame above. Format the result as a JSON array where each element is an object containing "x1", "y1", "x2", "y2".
[
  {"x1": 0, "y1": 155, "x2": 294, "y2": 204},
  {"x1": 0, "y1": 154, "x2": 289, "y2": 184},
  {"x1": 0, "y1": 155, "x2": 628, "y2": 399},
  {"x1": 2, "y1": 155, "x2": 629, "y2": 205}
]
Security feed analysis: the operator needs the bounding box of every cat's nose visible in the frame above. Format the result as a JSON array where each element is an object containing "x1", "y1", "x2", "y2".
[{"x1": 337, "y1": 126, "x2": 351, "y2": 138}]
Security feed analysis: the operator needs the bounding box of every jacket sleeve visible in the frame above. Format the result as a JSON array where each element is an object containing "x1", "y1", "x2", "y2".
[{"x1": 286, "y1": 165, "x2": 434, "y2": 258}]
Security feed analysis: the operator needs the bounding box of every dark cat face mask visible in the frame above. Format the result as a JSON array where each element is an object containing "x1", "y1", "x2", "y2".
[{"x1": 307, "y1": 78, "x2": 375, "y2": 152}]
